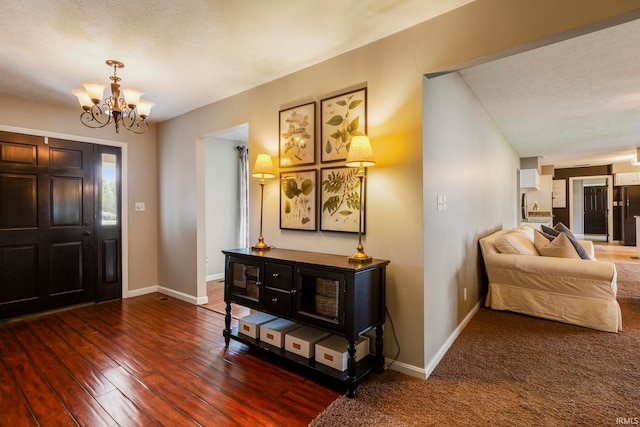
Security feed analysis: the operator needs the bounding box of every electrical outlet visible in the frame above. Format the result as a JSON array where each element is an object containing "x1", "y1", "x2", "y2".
[{"x1": 463, "y1": 288, "x2": 467, "y2": 301}]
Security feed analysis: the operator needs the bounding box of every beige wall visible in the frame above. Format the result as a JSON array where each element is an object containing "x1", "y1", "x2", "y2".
[
  {"x1": 0, "y1": 93, "x2": 158, "y2": 294},
  {"x1": 423, "y1": 72, "x2": 519, "y2": 372},
  {"x1": 156, "y1": 0, "x2": 640, "y2": 375},
  {"x1": 612, "y1": 162, "x2": 640, "y2": 174}
]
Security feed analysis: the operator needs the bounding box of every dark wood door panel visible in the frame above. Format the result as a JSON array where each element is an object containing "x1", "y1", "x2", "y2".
[
  {"x1": 49, "y1": 241, "x2": 83, "y2": 296},
  {"x1": 0, "y1": 136, "x2": 42, "y2": 166},
  {"x1": 101, "y1": 239, "x2": 119, "y2": 284},
  {"x1": 0, "y1": 245, "x2": 38, "y2": 304},
  {"x1": 0, "y1": 173, "x2": 38, "y2": 229},
  {"x1": 49, "y1": 147, "x2": 83, "y2": 169},
  {"x1": 50, "y1": 176, "x2": 83, "y2": 227}
]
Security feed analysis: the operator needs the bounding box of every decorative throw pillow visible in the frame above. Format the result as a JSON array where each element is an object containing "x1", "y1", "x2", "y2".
[
  {"x1": 541, "y1": 224, "x2": 559, "y2": 237},
  {"x1": 494, "y1": 231, "x2": 539, "y2": 256},
  {"x1": 533, "y1": 230, "x2": 581, "y2": 259},
  {"x1": 537, "y1": 227, "x2": 558, "y2": 241},
  {"x1": 543, "y1": 223, "x2": 591, "y2": 260}
]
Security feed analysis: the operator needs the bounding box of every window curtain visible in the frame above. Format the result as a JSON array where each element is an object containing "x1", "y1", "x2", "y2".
[{"x1": 237, "y1": 146, "x2": 250, "y2": 247}]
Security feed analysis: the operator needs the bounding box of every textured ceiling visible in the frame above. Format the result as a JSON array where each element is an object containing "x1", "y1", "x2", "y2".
[
  {"x1": 459, "y1": 18, "x2": 640, "y2": 168},
  {"x1": 2, "y1": 2, "x2": 638, "y2": 168},
  {"x1": 0, "y1": 0, "x2": 472, "y2": 122}
]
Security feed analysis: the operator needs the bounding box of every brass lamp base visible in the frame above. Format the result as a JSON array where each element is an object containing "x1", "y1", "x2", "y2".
[
  {"x1": 348, "y1": 243, "x2": 372, "y2": 263},
  {"x1": 252, "y1": 236, "x2": 270, "y2": 251}
]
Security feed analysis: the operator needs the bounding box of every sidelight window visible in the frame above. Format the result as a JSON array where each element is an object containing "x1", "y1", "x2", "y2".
[{"x1": 101, "y1": 153, "x2": 118, "y2": 225}]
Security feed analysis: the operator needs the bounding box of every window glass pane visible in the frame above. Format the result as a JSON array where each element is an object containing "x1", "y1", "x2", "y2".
[{"x1": 101, "y1": 153, "x2": 118, "y2": 225}]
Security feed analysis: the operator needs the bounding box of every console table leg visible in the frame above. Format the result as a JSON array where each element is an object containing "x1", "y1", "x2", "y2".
[
  {"x1": 375, "y1": 325, "x2": 384, "y2": 373},
  {"x1": 346, "y1": 340, "x2": 357, "y2": 398},
  {"x1": 224, "y1": 301, "x2": 232, "y2": 346}
]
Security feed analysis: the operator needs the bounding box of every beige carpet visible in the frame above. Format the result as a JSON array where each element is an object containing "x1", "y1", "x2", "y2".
[
  {"x1": 311, "y1": 262, "x2": 640, "y2": 426},
  {"x1": 616, "y1": 262, "x2": 640, "y2": 298}
]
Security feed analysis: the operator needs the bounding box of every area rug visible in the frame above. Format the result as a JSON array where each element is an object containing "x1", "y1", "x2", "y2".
[
  {"x1": 616, "y1": 262, "x2": 640, "y2": 298},
  {"x1": 311, "y1": 263, "x2": 640, "y2": 426}
]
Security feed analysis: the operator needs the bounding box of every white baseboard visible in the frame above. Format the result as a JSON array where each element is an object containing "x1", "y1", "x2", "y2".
[
  {"x1": 127, "y1": 285, "x2": 158, "y2": 298},
  {"x1": 424, "y1": 299, "x2": 481, "y2": 378},
  {"x1": 126, "y1": 285, "x2": 207, "y2": 305},
  {"x1": 387, "y1": 299, "x2": 481, "y2": 380},
  {"x1": 206, "y1": 273, "x2": 224, "y2": 281},
  {"x1": 386, "y1": 359, "x2": 427, "y2": 379},
  {"x1": 157, "y1": 286, "x2": 206, "y2": 305}
]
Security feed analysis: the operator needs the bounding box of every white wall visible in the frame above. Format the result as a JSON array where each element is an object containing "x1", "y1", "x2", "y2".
[
  {"x1": 205, "y1": 138, "x2": 245, "y2": 279},
  {"x1": 423, "y1": 72, "x2": 519, "y2": 373}
]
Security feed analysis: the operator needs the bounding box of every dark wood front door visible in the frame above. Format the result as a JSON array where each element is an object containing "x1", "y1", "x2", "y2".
[
  {"x1": 584, "y1": 185, "x2": 607, "y2": 235},
  {"x1": 0, "y1": 131, "x2": 120, "y2": 319}
]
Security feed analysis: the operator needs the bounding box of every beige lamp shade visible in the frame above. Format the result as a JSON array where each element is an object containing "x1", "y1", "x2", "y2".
[
  {"x1": 252, "y1": 153, "x2": 275, "y2": 179},
  {"x1": 136, "y1": 99, "x2": 155, "y2": 118},
  {"x1": 346, "y1": 135, "x2": 375, "y2": 168},
  {"x1": 121, "y1": 87, "x2": 143, "y2": 107},
  {"x1": 72, "y1": 88, "x2": 93, "y2": 108},
  {"x1": 80, "y1": 81, "x2": 107, "y2": 103}
]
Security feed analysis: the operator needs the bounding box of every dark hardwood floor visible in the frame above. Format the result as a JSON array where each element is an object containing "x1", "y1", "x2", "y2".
[
  {"x1": 0, "y1": 293, "x2": 341, "y2": 426},
  {"x1": 201, "y1": 280, "x2": 250, "y2": 319}
]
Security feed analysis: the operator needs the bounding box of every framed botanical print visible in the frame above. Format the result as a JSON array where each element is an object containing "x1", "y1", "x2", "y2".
[
  {"x1": 279, "y1": 102, "x2": 316, "y2": 167},
  {"x1": 280, "y1": 169, "x2": 317, "y2": 231},
  {"x1": 320, "y1": 166, "x2": 364, "y2": 233},
  {"x1": 320, "y1": 88, "x2": 367, "y2": 163}
]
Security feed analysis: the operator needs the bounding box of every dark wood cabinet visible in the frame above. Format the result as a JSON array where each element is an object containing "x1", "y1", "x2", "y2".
[{"x1": 222, "y1": 247, "x2": 389, "y2": 397}]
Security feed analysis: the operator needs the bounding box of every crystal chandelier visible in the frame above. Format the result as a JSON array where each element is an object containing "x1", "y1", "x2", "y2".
[{"x1": 72, "y1": 60, "x2": 154, "y2": 134}]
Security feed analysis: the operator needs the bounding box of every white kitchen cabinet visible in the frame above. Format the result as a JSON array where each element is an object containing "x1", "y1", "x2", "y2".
[
  {"x1": 520, "y1": 169, "x2": 540, "y2": 190},
  {"x1": 614, "y1": 172, "x2": 640, "y2": 186}
]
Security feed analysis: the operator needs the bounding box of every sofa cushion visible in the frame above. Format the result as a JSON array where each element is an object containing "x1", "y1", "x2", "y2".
[
  {"x1": 542, "y1": 223, "x2": 591, "y2": 260},
  {"x1": 494, "y1": 231, "x2": 539, "y2": 256},
  {"x1": 533, "y1": 230, "x2": 582, "y2": 259}
]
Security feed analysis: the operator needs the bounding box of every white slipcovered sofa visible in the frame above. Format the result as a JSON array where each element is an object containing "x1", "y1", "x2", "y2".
[{"x1": 479, "y1": 226, "x2": 621, "y2": 332}]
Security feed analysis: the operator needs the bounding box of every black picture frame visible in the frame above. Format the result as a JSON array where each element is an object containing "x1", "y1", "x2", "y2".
[
  {"x1": 280, "y1": 169, "x2": 317, "y2": 231},
  {"x1": 320, "y1": 88, "x2": 367, "y2": 163},
  {"x1": 319, "y1": 166, "x2": 365, "y2": 233},
  {"x1": 279, "y1": 102, "x2": 316, "y2": 167}
]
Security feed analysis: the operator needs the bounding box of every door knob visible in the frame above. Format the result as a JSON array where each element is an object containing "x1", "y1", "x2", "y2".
[{"x1": 84, "y1": 230, "x2": 93, "y2": 236}]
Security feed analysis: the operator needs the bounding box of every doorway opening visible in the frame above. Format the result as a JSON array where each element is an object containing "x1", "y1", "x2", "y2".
[
  {"x1": 568, "y1": 175, "x2": 613, "y2": 242},
  {"x1": 197, "y1": 124, "x2": 249, "y2": 307}
]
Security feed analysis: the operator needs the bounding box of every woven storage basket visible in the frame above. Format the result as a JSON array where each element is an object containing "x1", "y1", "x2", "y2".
[
  {"x1": 315, "y1": 294, "x2": 338, "y2": 319},
  {"x1": 246, "y1": 282, "x2": 259, "y2": 298},
  {"x1": 316, "y1": 278, "x2": 338, "y2": 297}
]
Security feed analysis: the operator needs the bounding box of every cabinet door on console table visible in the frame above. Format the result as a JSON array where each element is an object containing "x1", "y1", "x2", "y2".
[
  {"x1": 225, "y1": 256, "x2": 264, "y2": 310},
  {"x1": 294, "y1": 267, "x2": 345, "y2": 332}
]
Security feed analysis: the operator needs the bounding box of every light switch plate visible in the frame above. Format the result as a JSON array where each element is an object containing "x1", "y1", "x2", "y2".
[{"x1": 135, "y1": 202, "x2": 146, "y2": 212}]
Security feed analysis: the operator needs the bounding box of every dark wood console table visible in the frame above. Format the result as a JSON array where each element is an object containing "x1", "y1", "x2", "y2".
[{"x1": 222, "y1": 248, "x2": 389, "y2": 397}]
